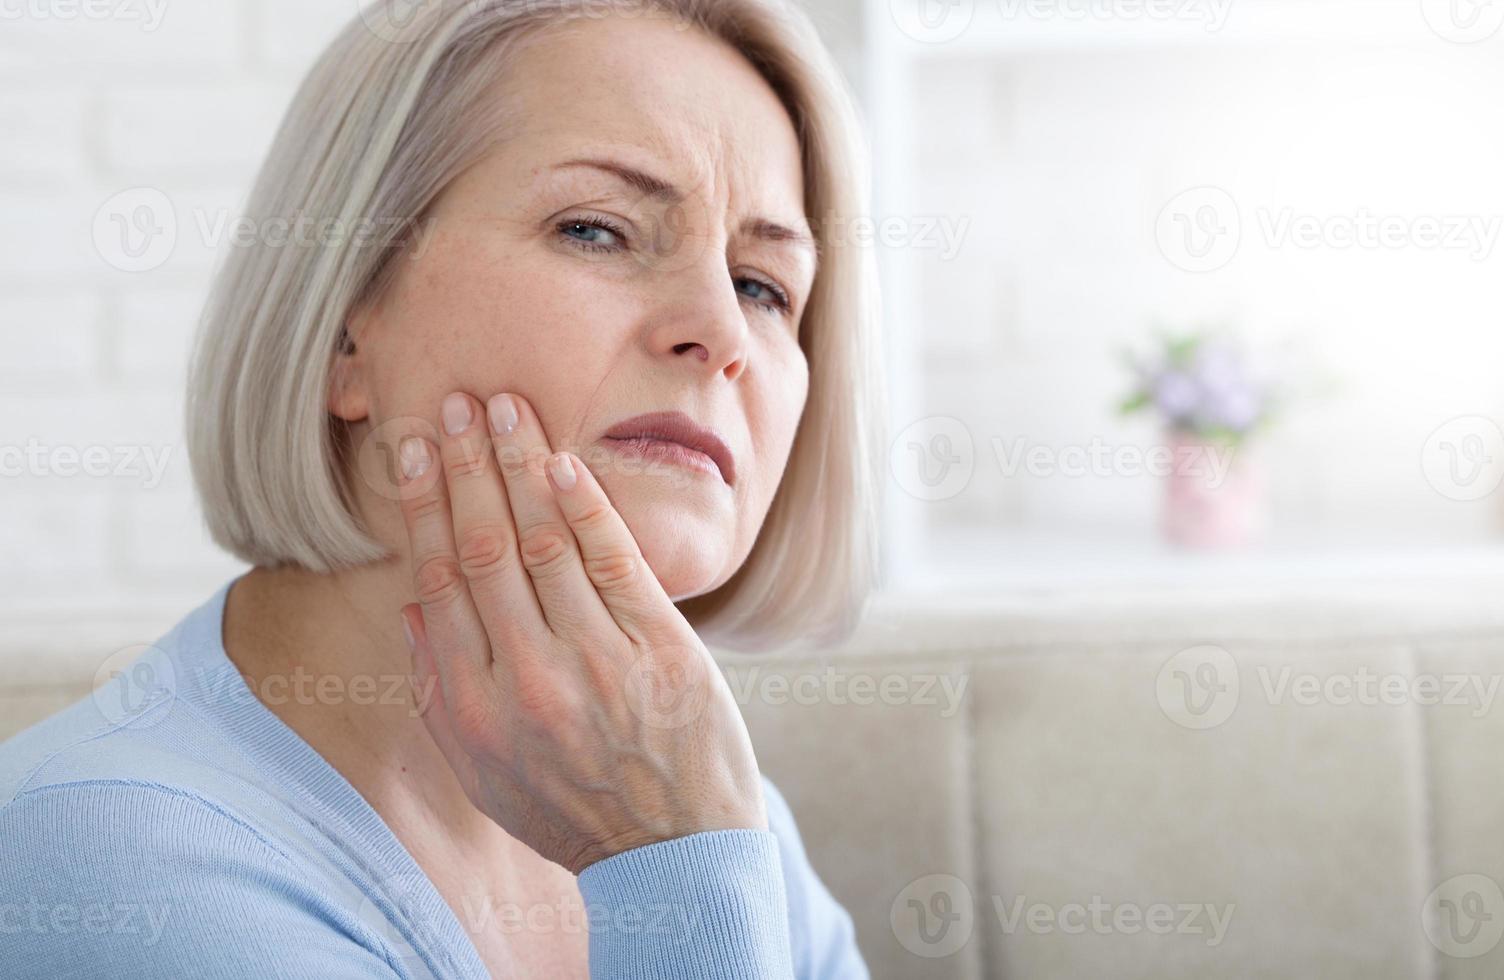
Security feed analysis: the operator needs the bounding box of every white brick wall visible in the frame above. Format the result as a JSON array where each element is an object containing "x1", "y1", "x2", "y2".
[{"x1": 1, "y1": 2, "x2": 356, "y2": 625}]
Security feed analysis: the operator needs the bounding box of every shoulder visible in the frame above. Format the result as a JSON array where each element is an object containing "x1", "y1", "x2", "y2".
[
  {"x1": 0, "y1": 776, "x2": 404, "y2": 979},
  {"x1": 0, "y1": 682, "x2": 221, "y2": 808},
  {"x1": 0, "y1": 786, "x2": 419, "y2": 977},
  {"x1": 0, "y1": 586, "x2": 241, "y2": 810},
  {"x1": 0, "y1": 643, "x2": 406, "y2": 976}
]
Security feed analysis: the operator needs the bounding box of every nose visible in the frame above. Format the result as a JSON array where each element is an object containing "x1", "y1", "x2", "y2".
[{"x1": 644, "y1": 245, "x2": 750, "y2": 383}]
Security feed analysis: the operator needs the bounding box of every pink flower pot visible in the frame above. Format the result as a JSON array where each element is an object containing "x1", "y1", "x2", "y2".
[{"x1": 1162, "y1": 432, "x2": 1267, "y2": 550}]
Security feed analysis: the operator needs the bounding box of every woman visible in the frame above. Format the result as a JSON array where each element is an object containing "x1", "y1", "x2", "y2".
[{"x1": 0, "y1": 0, "x2": 883, "y2": 976}]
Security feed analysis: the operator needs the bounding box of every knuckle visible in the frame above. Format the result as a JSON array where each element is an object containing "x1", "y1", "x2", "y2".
[
  {"x1": 583, "y1": 551, "x2": 640, "y2": 595},
  {"x1": 443, "y1": 443, "x2": 488, "y2": 482},
  {"x1": 494, "y1": 442, "x2": 541, "y2": 480},
  {"x1": 571, "y1": 500, "x2": 617, "y2": 533},
  {"x1": 582, "y1": 640, "x2": 632, "y2": 693},
  {"x1": 450, "y1": 693, "x2": 501, "y2": 754},
  {"x1": 404, "y1": 491, "x2": 448, "y2": 525},
  {"x1": 413, "y1": 554, "x2": 467, "y2": 606},
  {"x1": 511, "y1": 664, "x2": 568, "y2": 722},
  {"x1": 456, "y1": 524, "x2": 517, "y2": 578},
  {"x1": 517, "y1": 524, "x2": 575, "y2": 577}
]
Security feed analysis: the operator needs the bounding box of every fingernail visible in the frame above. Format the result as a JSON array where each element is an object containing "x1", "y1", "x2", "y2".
[
  {"x1": 547, "y1": 452, "x2": 577, "y2": 491},
  {"x1": 488, "y1": 393, "x2": 519, "y2": 437},
  {"x1": 399, "y1": 436, "x2": 431, "y2": 479},
  {"x1": 401, "y1": 613, "x2": 416, "y2": 652},
  {"x1": 442, "y1": 393, "x2": 473, "y2": 435}
]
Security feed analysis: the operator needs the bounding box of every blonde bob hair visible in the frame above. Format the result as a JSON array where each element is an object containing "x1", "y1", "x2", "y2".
[{"x1": 185, "y1": 0, "x2": 885, "y2": 653}]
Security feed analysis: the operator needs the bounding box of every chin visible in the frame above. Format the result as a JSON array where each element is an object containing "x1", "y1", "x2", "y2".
[{"x1": 607, "y1": 490, "x2": 731, "y2": 603}]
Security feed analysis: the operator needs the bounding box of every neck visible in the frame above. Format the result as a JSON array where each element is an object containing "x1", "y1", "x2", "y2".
[{"x1": 221, "y1": 561, "x2": 502, "y2": 850}]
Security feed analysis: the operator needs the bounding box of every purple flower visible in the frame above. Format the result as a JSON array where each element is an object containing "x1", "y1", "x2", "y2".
[
  {"x1": 1153, "y1": 370, "x2": 1201, "y2": 422},
  {"x1": 1191, "y1": 343, "x2": 1243, "y2": 391},
  {"x1": 1124, "y1": 333, "x2": 1272, "y2": 439},
  {"x1": 1197, "y1": 385, "x2": 1262, "y2": 432}
]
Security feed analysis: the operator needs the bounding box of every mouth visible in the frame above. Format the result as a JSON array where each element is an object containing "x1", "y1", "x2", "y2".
[{"x1": 601, "y1": 410, "x2": 736, "y2": 487}]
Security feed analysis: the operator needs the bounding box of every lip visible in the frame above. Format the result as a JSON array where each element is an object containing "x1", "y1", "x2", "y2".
[{"x1": 601, "y1": 410, "x2": 736, "y2": 486}]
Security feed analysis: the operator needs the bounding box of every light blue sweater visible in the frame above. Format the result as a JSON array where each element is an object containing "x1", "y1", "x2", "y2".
[{"x1": 0, "y1": 578, "x2": 868, "y2": 979}]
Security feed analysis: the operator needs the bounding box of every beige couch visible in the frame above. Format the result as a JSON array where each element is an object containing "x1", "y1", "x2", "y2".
[{"x1": 7, "y1": 576, "x2": 1504, "y2": 979}]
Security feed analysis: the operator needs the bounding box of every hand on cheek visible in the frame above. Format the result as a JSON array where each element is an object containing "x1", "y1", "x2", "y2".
[{"x1": 395, "y1": 389, "x2": 767, "y2": 874}]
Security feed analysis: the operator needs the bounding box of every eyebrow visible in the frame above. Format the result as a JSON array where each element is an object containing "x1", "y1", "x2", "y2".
[{"x1": 552, "y1": 157, "x2": 818, "y2": 256}]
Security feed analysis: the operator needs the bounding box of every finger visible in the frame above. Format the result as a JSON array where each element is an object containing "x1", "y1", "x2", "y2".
[
  {"x1": 486, "y1": 392, "x2": 617, "y2": 642},
  {"x1": 402, "y1": 603, "x2": 481, "y2": 802},
  {"x1": 395, "y1": 434, "x2": 495, "y2": 716},
  {"x1": 436, "y1": 391, "x2": 551, "y2": 653},
  {"x1": 544, "y1": 450, "x2": 674, "y2": 646}
]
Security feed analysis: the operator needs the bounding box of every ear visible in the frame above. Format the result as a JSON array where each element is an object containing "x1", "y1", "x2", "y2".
[{"x1": 327, "y1": 307, "x2": 372, "y2": 423}]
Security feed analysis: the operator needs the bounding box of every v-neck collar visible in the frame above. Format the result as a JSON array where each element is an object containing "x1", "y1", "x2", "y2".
[{"x1": 172, "y1": 573, "x2": 491, "y2": 979}]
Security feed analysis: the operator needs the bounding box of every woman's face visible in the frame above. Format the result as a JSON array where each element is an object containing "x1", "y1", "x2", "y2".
[{"x1": 336, "y1": 14, "x2": 815, "y2": 603}]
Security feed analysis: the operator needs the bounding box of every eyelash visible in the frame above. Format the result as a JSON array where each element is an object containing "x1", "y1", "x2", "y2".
[{"x1": 555, "y1": 215, "x2": 794, "y2": 316}]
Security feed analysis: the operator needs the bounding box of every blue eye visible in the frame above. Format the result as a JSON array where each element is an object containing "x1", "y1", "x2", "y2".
[
  {"x1": 558, "y1": 215, "x2": 792, "y2": 316},
  {"x1": 735, "y1": 275, "x2": 792, "y2": 314},
  {"x1": 558, "y1": 217, "x2": 625, "y2": 252}
]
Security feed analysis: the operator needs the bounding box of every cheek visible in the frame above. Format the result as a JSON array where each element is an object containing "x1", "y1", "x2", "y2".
[
  {"x1": 398, "y1": 233, "x2": 626, "y2": 360},
  {"x1": 372, "y1": 234, "x2": 629, "y2": 427},
  {"x1": 774, "y1": 342, "x2": 811, "y2": 438},
  {"x1": 745, "y1": 347, "x2": 810, "y2": 500}
]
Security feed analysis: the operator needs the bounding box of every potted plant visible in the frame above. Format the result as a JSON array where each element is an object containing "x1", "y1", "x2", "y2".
[{"x1": 1120, "y1": 329, "x2": 1274, "y2": 549}]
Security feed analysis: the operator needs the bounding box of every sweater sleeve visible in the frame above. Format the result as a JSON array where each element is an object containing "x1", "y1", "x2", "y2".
[
  {"x1": 0, "y1": 781, "x2": 408, "y2": 980},
  {"x1": 577, "y1": 826, "x2": 795, "y2": 978},
  {"x1": 576, "y1": 777, "x2": 868, "y2": 980}
]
